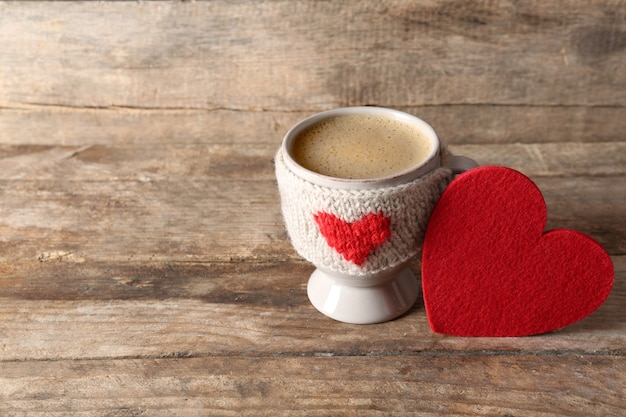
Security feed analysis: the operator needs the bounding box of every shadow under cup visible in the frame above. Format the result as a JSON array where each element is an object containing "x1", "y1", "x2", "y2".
[{"x1": 276, "y1": 107, "x2": 469, "y2": 324}]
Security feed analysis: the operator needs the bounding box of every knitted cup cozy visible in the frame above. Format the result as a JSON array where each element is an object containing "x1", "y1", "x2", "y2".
[{"x1": 275, "y1": 150, "x2": 453, "y2": 277}]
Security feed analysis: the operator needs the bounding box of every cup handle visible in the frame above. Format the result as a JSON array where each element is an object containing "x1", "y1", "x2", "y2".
[{"x1": 445, "y1": 155, "x2": 479, "y2": 175}]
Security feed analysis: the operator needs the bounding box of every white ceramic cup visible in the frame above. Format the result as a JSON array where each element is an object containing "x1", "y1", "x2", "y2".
[{"x1": 275, "y1": 107, "x2": 477, "y2": 324}]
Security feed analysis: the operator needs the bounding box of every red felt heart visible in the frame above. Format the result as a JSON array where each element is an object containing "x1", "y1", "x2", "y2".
[
  {"x1": 422, "y1": 166, "x2": 614, "y2": 337},
  {"x1": 314, "y1": 211, "x2": 391, "y2": 266}
]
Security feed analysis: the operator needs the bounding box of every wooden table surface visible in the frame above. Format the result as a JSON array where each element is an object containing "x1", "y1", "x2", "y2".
[{"x1": 1, "y1": 1, "x2": 624, "y2": 415}]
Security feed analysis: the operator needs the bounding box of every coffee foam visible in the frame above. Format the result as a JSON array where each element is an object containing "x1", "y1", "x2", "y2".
[{"x1": 291, "y1": 114, "x2": 433, "y2": 179}]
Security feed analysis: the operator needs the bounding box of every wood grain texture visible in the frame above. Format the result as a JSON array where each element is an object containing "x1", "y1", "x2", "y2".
[
  {"x1": 0, "y1": 0, "x2": 625, "y2": 109},
  {"x1": 1, "y1": 355, "x2": 624, "y2": 416},
  {"x1": 0, "y1": 257, "x2": 624, "y2": 362},
  {"x1": 0, "y1": 140, "x2": 623, "y2": 182},
  {"x1": 1, "y1": 106, "x2": 625, "y2": 146},
  {"x1": 0, "y1": 142, "x2": 622, "y2": 263},
  {"x1": 0, "y1": 0, "x2": 624, "y2": 415}
]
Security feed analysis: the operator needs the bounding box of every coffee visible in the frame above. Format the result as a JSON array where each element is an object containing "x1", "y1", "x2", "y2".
[{"x1": 290, "y1": 114, "x2": 433, "y2": 179}]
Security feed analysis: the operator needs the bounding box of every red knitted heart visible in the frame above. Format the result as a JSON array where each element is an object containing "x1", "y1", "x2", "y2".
[
  {"x1": 422, "y1": 166, "x2": 614, "y2": 337},
  {"x1": 314, "y1": 211, "x2": 391, "y2": 266}
]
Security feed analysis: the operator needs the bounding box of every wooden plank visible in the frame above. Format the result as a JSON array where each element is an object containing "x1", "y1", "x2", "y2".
[
  {"x1": 0, "y1": 257, "x2": 623, "y2": 361},
  {"x1": 1, "y1": 106, "x2": 625, "y2": 146},
  {"x1": 450, "y1": 142, "x2": 626, "y2": 177},
  {"x1": 0, "y1": 178, "x2": 290, "y2": 263},
  {"x1": 1, "y1": 355, "x2": 624, "y2": 416},
  {"x1": 0, "y1": 109, "x2": 301, "y2": 146},
  {"x1": 0, "y1": 1, "x2": 624, "y2": 109},
  {"x1": 412, "y1": 105, "x2": 626, "y2": 145},
  {"x1": 0, "y1": 141, "x2": 623, "y2": 182},
  {"x1": 0, "y1": 174, "x2": 622, "y2": 264}
]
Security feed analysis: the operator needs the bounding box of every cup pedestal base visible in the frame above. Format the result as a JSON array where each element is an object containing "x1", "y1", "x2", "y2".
[{"x1": 306, "y1": 266, "x2": 420, "y2": 324}]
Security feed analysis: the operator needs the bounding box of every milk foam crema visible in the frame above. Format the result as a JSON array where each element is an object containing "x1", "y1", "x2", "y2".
[{"x1": 291, "y1": 114, "x2": 433, "y2": 179}]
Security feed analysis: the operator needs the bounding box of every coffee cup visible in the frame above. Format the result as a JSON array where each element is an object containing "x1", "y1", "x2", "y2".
[{"x1": 275, "y1": 106, "x2": 477, "y2": 324}]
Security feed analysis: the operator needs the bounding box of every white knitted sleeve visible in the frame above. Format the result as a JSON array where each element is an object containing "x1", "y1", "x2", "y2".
[{"x1": 275, "y1": 150, "x2": 452, "y2": 277}]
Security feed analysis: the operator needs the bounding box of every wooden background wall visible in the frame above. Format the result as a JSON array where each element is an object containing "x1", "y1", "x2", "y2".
[
  {"x1": 2, "y1": 1, "x2": 625, "y2": 143},
  {"x1": 0, "y1": 0, "x2": 624, "y2": 415},
  {"x1": 0, "y1": 0, "x2": 624, "y2": 254}
]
